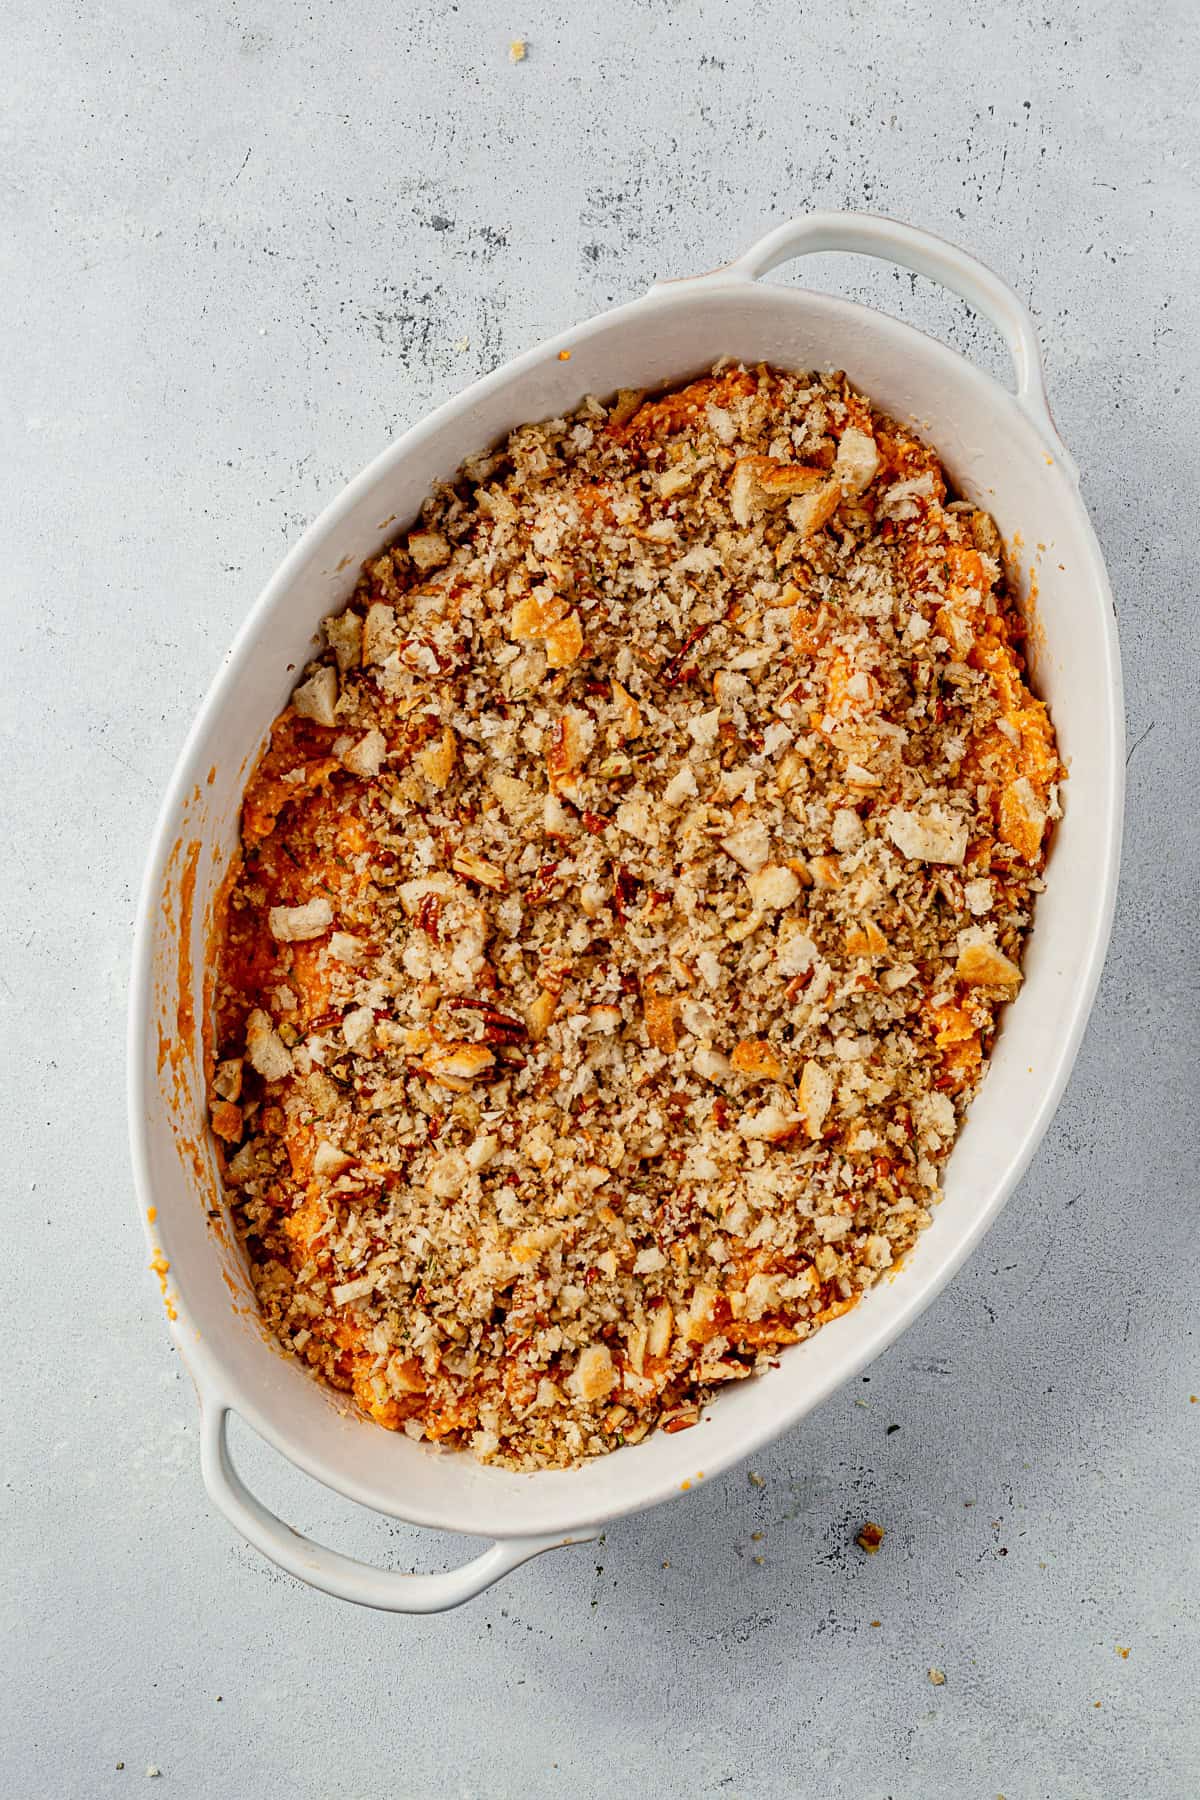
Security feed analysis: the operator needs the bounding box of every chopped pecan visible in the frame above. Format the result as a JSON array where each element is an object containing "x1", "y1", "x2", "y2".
[
  {"x1": 444, "y1": 996, "x2": 528, "y2": 1043},
  {"x1": 524, "y1": 860, "x2": 562, "y2": 908},
  {"x1": 414, "y1": 894, "x2": 441, "y2": 940},
  {"x1": 613, "y1": 865, "x2": 641, "y2": 920},
  {"x1": 661, "y1": 618, "x2": 717, "y2": 687},
  {"x1": 451, "y1": 849, "x2": 508, "y2": 891}
]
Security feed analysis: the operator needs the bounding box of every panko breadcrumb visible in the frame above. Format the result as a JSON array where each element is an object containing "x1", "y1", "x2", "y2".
[{"x1": 209, "y1": 363, "x2": 1061, "y2": 1470}]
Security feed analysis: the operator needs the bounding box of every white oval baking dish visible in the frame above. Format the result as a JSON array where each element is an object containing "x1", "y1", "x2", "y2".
[{"x1": 129, "y1": 212, "x2": 1122, "y2": 1613}]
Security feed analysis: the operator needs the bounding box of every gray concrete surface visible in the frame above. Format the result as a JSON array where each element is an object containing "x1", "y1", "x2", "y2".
[{"x1": 3, "y1": 2, "x2": 1197, "y2": 1795}]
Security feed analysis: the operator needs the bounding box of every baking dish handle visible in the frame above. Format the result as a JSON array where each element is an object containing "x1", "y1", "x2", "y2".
[
  {"x1": 669, "y1": 211, "x2": 1078, "y2": 483},
  {"x1": 200, "y1": 1400, "x2": 594, "y2": 1613}
]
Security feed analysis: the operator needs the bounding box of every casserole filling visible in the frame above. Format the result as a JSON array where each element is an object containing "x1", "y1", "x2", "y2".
[{"x1": 209, "y1": 364, "x2": 1060, "y2": 1470}]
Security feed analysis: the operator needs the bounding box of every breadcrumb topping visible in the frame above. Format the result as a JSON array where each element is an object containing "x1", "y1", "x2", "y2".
[{"x1": 208, "y1": 363, "x2": 1061, "y2": 1470}]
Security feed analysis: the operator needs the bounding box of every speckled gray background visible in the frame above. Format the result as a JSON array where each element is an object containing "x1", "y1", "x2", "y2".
[{"x1": 4, "y1": 2, "x2": 1197, "y2": 1796}]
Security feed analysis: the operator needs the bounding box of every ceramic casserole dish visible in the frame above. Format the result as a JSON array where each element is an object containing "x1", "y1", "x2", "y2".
[{"x1": 128, "y1": 212, "x2": 1122, "y2": 1612}]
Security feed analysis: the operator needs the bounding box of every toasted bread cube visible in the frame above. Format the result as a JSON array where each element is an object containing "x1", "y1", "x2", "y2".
[
  {"x1": 663, "y1": 764, "x2": 698, "y2": 808},
  {"x1": 420, "y1": 1043, "x2": 495, "y2": 1087},
  {"x1": 509, "y1": 588, "x2": 568, "y2": 640},
  {"x1": 886, "y1": 806, "x2": 968, "y2": 866},
  {"x1": 739, "y1": 1104, "x2": 802, "y2": 1142},
  {"x1": 543, "y1": 610, "x2": 584, "y2": 668},
  {"x1": 845, "y1": 918, "x2": 887, "y2": 959},
  {"x1": 787, "y1": 481, "x2": 842, "y2": 538},
  {"x1": 964, "y1": 878, "x2": 994, "y2": 915},
  {"x1": 835, "y1": 426, "x2": 880, "y2": 497},
  {"x1": 212, "y1": 1057, "x2": 243, "y2": 1102},
  {"x1": 245, "y1": 1008, "x2": 293, "y2": 1082},
  {"x1": 798, "y1": 1059, "x2": 833, "y2": 1139},
  {"x1": 569, "y1": 1344, "x2": 616, "y2": 1403},
  {"x1": 324, "y1": 609, "x2": 363, "y2": 672},
  {"x1": 292, "y1": 665, "x2": 338, "y2": 727},
  {"x1": 490, "y1": 770, "x2": 537, "y2": 820},
  {"x1": 680, "y1": 1285, "x2": 719, "y2": 1343},
  {"x1": 328, "y1": 931, "x2": 365, "y2": 965},
  {"x1": 720, "y1": 820, "x2": 771, "y2": 873},
  {"x1": 746, "y1": 863, "x2": 800, "y2": 910},
  {"x1": 610, "y1": 678, "x2": 642, "y2": 740},
  {"x1": 407, "y1": 529, "x2": 451, "y2": 572},
  {"x1": 809, "y1": 854, "x2": 842, "y2": 890},
  {"x1": 427, "y1": 1149, "x2": 470, "y2": 1198},
  {"x1": 647, "y1": 1303, "x2": 674, "y2": 1358},
  {"x1": 659, "y1": 461, "x2": 694, "y2": 498},
  {"x1": 956, "y1": 932, "x2": 1022, "y2": 989},
  {"x1": 731, "y1": 1038, "x2": 784, "y2": 1082},
  {"x1": 362, "y1": 601, "x2": 399, "y2": 665},
  {"x1": 526, "y1": 989, "x2": 558, "y2": 1042},
  {"x1": 730, "y1": 455, "x2": 827, "y2": 526},
  {"x1": 342, "y1": 728, "x2": 386, "y2": 777},
  {"x1": 269, "y1": 897, "x2": 333, "y2": 942},
  {"x1": 341, "y1": 1006, "x2": 375, "y2": 1051},
  {"x1": 417, "y1": 726, "x2": 457, "y2": 789},
  {"x1": 313, "y1": 1139, "x2": 354, "y2": 1177}
]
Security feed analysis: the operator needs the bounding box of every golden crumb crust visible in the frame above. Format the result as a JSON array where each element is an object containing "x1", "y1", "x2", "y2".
[{"x1": 208, "y1": 364, "x2": 1061, "y2": 1469}]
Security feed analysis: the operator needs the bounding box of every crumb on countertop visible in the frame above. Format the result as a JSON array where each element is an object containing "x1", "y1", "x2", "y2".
[{"x1": 856, "y1": 1520, "x2": 885, "y2": 1553}]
